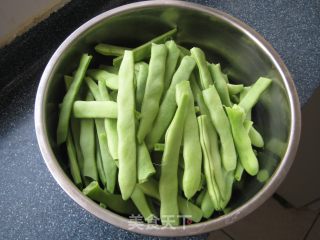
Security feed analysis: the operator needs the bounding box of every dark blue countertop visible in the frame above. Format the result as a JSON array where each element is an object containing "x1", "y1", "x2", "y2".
[{"x1": 0, "y1": 0, "x2": 319, "y2": 239}]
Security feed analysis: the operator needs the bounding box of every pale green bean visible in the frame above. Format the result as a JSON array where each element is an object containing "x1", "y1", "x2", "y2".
[{"x1": 73, "y1": 101, "x2": 117, "y2": 118}]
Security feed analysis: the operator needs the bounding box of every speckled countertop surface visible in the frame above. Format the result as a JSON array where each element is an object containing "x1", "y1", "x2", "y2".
[{"x1": 0, "y1": 0, "x2": 319, "y2": 239}]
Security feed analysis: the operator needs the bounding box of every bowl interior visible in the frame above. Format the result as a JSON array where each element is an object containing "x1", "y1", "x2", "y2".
[{"x1": 43, "y1": 2, "x2": 292, "y2": 232}]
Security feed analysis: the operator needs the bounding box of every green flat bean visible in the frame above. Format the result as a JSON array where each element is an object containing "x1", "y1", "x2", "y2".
[
  {"x1": 239, "y1": 77, "x2": 272, "y2": 113},
  {"x1": 57, "y1": 54, "x2": 92, "y2": 144},
  {"x1": 131, "y1": 187, "x2": 154, "y2": 223},
  {"x1": 226, "y1": 105, "x2": 259, "y2": 176},
  {"x1": 201, "y1": 190, "x2": 215, "y2": 219},
  {"x1": 220, "y1": 170, "x2": 234, "y2": 209},
  {"x1": 98, "y1": 80, "x2": 119, "y2": 160},
  {"x1": 195, "y1": 190, "x2": 206, "y2": 207},
  {"x1": 153, "y1": 143, "x2": 165, "y2": 152},
  {"x1": 163, "y1": 40, "x2": 181, "y2": 91},
  {"x1": 83, "y1": 181, "x2": 137, "y2": 215},
  {"x1": 135, "y1": 62, "x2": 149, "y2": 111},
  {"x1": 138, "y1": 178, "x2": 203, "y2": 223},
  {"x1": 85, "y1": 77, "x2": 102, "y2": 100},
  {"x1": 202, "y1": 85, "x2": 237, "y2": 171},
  {"x1": 197, "y1": 115, "x2": 223, "y2": 210},
  {"x1": 159, "y1": 81, "x2": 189, "y2": 226},
  {"x1": 96, "y1": 142, "x2": 107, "y2": 187},
  {"x1": 70, "y1": 118, "x2": 84, "y2": 176},
  {"x1": 80, "y1": 93, "x2": 98, "y2": 183},
  {"x1": 87, "y1": 69, "x2": 118, "y2": 90},
  {"x1": 95, "y1": 43, "x2": 129, "y2": 56},
  {"x1": 190, "y1": 47, "x2": 213, "y2": 90},
  {"x1": 66, "y1": 131, "x2": 83, "y2": 189},
  {"x1": 249, "y1": 126, "x2": 264, "y2": 148},
  {"x1": 178, "y1": 197, "x2": 203, "y2": 223},
  {"x1": 99, "y1": 65, "x2": 119, "y2": 74},
  {"x1": 189, "y1": 74, "x2": 210, "y2": 116},
  {"x1": 95, "y1": 119, "x2": 117, "y2": 193},
  {"x1": 137, "y1": 43, "x2": 167, "y2": 144},
  {"x1": 73, "y1": 101, "x2": 117, "y2": 118},
  {"x1": 117, "y1": 50, "x2": 136, "y2": 200},
  {"x1": 182, "y1": 81, "x2": 202, "y2": 199},
  {"x1": 227, "y1": 83, "x2": 244, "y2": 95},
  {"x1": 113, "y1": 28, "x2": 177, "y2": 66},
  {"x1": 145, "y1": 56, "x2": 196, "y2": 149},
  {"x1": 64, "y1": 75, "x2": 73, "y2": 89},
  {"x1": 234, "y1": 160, "x2": 244, "y2": 182},
  {"x1": 137, "y1": 142, "x2": 156, "y2": 183},
  {"x1": 208, "y1": 63, "x2": 232, "y2": 106}
]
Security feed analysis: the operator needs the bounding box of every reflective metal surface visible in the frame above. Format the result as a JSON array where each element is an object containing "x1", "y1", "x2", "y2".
[{"x1": 34, "y1": 0, "x2": 301, "y2": 237}]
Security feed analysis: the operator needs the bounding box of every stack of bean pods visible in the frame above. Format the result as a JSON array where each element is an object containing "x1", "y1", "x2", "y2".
[{"x1": 56, "y1": 28, "x2": 272, "y2": 226}]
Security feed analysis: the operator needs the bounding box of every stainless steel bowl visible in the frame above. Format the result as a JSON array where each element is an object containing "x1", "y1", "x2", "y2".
[{"x1": 35, "y1": 0, "x2": 301, "y2": 237}]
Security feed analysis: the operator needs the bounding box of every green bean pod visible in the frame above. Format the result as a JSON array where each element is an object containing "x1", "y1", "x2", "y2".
[
  {"x1": 189, "y1": 74, "x2": 210, "y2": 116},
  {"x1": 57, "y1": 54, "x2": 92, "y2": 144},
  {"x1": 94, "y1": 43, "x2": 129, "y2": 56},
  {"x1": 80, "y1": 93, "x2": 98, "y2": 183},
  {"x1": 73, "y1": 101, "x2": 117, "y2": 118},
  {"x1": 197, "y1": 115, "x2": 223, "y2": 210},
  {"x1": 95, "y1": 119, "x2": 117, "y2": 193},
  {"x1": 98, "y1": 80, "x2": 119, "y2": 160},
  {"x1": 159, "y1": 81, "x2": 190, "y2": 226},
  {"x1": 227, "y1": 83, "x2": 244, "y2": 95},
  {"x1": 117, "y1": 50, "x2": 137, "y2": 200},
  {"x1": 202, "y1": 85, "x2": 237, "y2": 171},
  {"x1": 201, "y1": 190, "x2": 215, "y2": 219},
  {"x1": 96, "y1": 142, "x2": 107, "y2": 187},
  {"x1": 113, "y1": 28, "x2": 176, "y2": 66},
  {"x1": 135, "y1": 62, "x2": 149, "y2": 111},
  {"x1": 85, "y1": 77, "x2": 102, "y2": 100},
  {"x1": 138, "y1": 178, "x2": 203, "y2": 223},
  {"x1": 208, "y1": 63, "x2": 232, "y2": 107},
  {"x1": 137, "y1": 43, "x2": 168, "y2": 143},
  {"x1": 226, "y1": 105, "x2": 259, "y2": 176},
  {"x1": 163, "y1": 40, "x2": 181, "y2": 91},
  {"x1": 145, "y1": 56, "x2": 196, "y2": 149},
  {"x1": 131, "y1": 187, "x2": 154, "y2": 223},
  {"x1": 239, "y1": 77, "x2": 272, "y2": 113},
  {"x1": 83, "y1": 181, "x2": 137, "y2": 215},
  {"x1": 137, "y1": 142, "x2": 156, "y2": 183},
  {"x1": 87, "y1": 69, "x2": 118, "y2": 90},
  {"x1": 190, "y1": 47, "x2": 213, "y2": 90},
  {"x1": 66, "y1": 131, "x2": 83, "y2": 189},
  {"x1": 182, "y1": 81, "x2": 202, "y2": 199}
]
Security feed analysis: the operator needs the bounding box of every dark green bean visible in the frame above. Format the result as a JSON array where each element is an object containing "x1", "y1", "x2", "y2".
[
  {"x1": 57, "y1": 54, "x2": 92, "y2": 144},
  {"x1": 96, "y1": 141, "x2": 107, "y2": 187},
  {"x1": 113, "y1": 28, "x2": 177, "y2": 66},
  {"x1": 137, "y1": 43, "x2": 167, "y2": 143},
  {"x1": 117, "y1": 50, "x2": 136, "y2": 200}
]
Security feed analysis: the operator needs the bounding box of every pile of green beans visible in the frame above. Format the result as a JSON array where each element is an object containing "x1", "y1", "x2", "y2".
[{"x1": 56, "y1": 28, "x2": 272, "y2": 226}]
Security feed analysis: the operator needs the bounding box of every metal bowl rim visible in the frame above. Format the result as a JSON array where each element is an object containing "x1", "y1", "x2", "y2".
[{"x1": 34, "y1": 0, "x2": 301, "y2": 237}]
